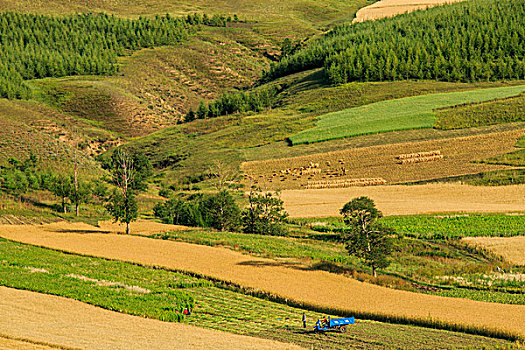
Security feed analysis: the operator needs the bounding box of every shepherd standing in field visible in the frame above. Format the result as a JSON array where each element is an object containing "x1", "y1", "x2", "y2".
[{"x1": 302, "y1": 313, "x2": 307, "y2": 328}]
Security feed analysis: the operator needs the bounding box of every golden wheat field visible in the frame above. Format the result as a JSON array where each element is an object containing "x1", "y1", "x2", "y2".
[
  {"x1": 0, "y1": 286, "x2": 300, "y2": 350},
  {"x1": 353, "y1": 0, "x2": 465, "y2": 22},
  {"x1": 280, "y1": 183, "x2": 525, "y2": 217},
  {"x1": 1, "y1": 223, "x2": 524, "y2": 340},
  {"x1": 463, "y1": 236, "x2": 525, "y2": 266},
  {"x1": 242, "y1": 130, "x2": 523, "y2": 191}
]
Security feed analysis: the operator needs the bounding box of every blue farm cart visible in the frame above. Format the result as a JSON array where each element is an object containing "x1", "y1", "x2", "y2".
[{"x1": 314, "y1": 316, "x2": 355, "y2": 333}]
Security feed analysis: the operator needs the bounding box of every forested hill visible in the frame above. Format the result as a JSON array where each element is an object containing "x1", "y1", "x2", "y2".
[
  {"x1": 265, "y1": 0, "x2": 525, "y2": 84},
  {"x1": 0, "y1": 12, "x2": 232, "y2": 99}
]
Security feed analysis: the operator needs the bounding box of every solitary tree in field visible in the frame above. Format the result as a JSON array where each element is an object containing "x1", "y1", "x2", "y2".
[
  {"x1": 104, "y1": 149, "x2": 151, "y2": 234},
  {"x1": 340, "y1": 197, "x2": 394, "y2": 277}
]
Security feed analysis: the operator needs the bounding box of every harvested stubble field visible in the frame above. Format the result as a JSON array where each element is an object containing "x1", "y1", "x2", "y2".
[
  {"x1": 463, "y1": 236, "x2": 525, "y2": 266},
  {"x1": 353, "y1": 0, "x2": 465, "y2": 22},
  {"x1": 280, "y1": 183, "x2": 525, "y2": 217},
  {"x1": 1, "y1": 223, "x2": 524, "y2": 340},
  {"x1": 243, "y1": 129, "x2": 524, "y2": 190},
  {"x1": 0, "y1": 287, "x2": 298, "y2": 350}
]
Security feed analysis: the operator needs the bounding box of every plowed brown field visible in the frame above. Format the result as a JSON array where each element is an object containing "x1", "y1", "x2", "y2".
[
  {"x1": 353, "y1": 0, "x2": 465, "y2": 22},
  {"x1": 0, "y1": 286, "x2": 301, "y2": 350},
  {"x1": 463, "y1": 236, "x2": 525, "y2": 266},
  {"x1": 1, "y1": 223, "x2": 524, "y2": 340},
  {"x1": 280, "y1": 183, "x2": 525, "y2": 217},
  {"x1": 242, "y1": 130, "x2": 524, "y2": 190}
]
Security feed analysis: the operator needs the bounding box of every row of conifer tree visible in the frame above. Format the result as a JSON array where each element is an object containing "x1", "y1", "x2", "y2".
[{"x1": 265, "y1": 0, "x2": 525, "y2": 84}]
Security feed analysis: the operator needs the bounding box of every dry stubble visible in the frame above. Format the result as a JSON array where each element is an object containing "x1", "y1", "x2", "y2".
[{"x1": 280, "y1": 183, "x2": 525, "y2": 217}]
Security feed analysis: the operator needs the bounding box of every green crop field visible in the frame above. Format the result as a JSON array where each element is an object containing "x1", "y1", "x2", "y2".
[
  {"x1": 289, "y1": 85, "x2": 525, "y2": 145},
  {"x1": 383, "y1": 214, "x2": 525, "y2": 239},
  {"x1": 299, "y1": 213, "x2": 525, "y2": 239},
  {"x1": 1, "y1": 238, "x2": 516, "y2": 349}
]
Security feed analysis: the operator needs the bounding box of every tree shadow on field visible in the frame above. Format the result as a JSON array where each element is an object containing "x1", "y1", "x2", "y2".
[
  {"x1": 49, "y1": 229, "x2": 112, "y2": 235},
  {"x1": 236, "y1": 260, "x2": 310, "y2": 271},
  {"x1": 236, "y1": 260, "x2": 353, "y2": 275}
]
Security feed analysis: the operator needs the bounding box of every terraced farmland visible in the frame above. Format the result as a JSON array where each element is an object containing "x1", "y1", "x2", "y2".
[
  {"x1": 289, "y1": 85, "x2": 525, "y2": 145},
  {"x1": 0, "y1": 238, "x2": 518, "y2": 349},
  {"x1": 1, "y1": 223, "x2": 524, "y2": 340},
  {"x1": 280, "y1": 183, "x2": 525, "y2": 217}
]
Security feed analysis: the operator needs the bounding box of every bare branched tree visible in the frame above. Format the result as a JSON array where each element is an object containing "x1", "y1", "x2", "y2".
[{"x1": 209, "y1": 160, "x2": 237, "y2": 191}]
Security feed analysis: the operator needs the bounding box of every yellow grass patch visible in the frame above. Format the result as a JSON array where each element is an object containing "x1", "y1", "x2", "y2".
[
  {"x1": 0, "y1": 287, "x2": 299, "y2": 350},
  {"x1": 1, "y1": 224, "x2": 524, "y2": 340},
  {"x1": 280, "y1": 183, "x2": 525, "y2": 217},
  {"x1": 242, "y1": 130, "x2": 524, "y2": 190},
  {"x1": 353, "y1": 0, "x2": 466, "y2": 22},
  {"x1": 463, "y1": 236, "x2": 525, "y2": 266}
]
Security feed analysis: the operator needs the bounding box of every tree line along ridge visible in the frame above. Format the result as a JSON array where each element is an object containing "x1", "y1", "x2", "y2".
[{"x1": 265, "y1": 0, "x2": 525, "y2": 85}]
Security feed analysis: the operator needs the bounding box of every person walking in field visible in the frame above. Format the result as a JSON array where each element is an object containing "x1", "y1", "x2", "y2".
[{"x1": 302, "y1": 313, "x2": 307, "y2": 328}]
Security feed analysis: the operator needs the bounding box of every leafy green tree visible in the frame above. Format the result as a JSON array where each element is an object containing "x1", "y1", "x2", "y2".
[
  {"x1": 69, "y1": 180, "x2": 92, "y2": 216},
  {"x1": 242, "y1": 189, "x2": 288, "y2": 236},
  {"x1": 340, "y1": 197, "x2": 394, "y2": 277},
  {"x1": 51, "y1": 174, "x2": 72, "y2": 214},
  {"x1": 154, "y1": 196, "x2": 205, "y2": 227},
  {"x1": 196, "y1": 101, "x2": 209, "y2": 119},
  {"x1": 106, "y1": 191, "x2": 138, "y2": 233},
  {"x1": 201, "y1": 190, "x2": 241, "y2": 231}
]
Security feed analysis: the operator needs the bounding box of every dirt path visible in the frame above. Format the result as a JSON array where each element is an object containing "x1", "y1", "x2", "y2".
[
  {"x1": 464, "y1": 236, "x2": 525, "y2": 266},
  {"x1": 0, "y1": 286, "x2": 300, "y2": 350},
  {"x1": 280, "y1": 183, "x2": 525, "y2": 217},
  {"x1": 353, "y1": 0, "x2": 465, "y2": 22},
  {"x1": 1, "y1": 223, "x2": 524, "y2": 339}
]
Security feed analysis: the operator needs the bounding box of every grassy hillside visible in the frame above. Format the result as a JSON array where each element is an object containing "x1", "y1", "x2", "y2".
[
  {"x1": 289, "y1": 85, "x2": 525, "y2": 144},
  {"x1": 436, "y1": 93, "x2": 525, "y2": 130},
  {"x1": 121, "y1": 74, "x2": 525, "y2": 186},
  {"x1": 0, "y1": 0, "x2": 370, "y2": 38}
]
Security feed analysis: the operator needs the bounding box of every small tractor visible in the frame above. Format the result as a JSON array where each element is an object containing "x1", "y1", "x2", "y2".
[{"x1": 314, "y1": 316, "x2": 355, "y2": 333}]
